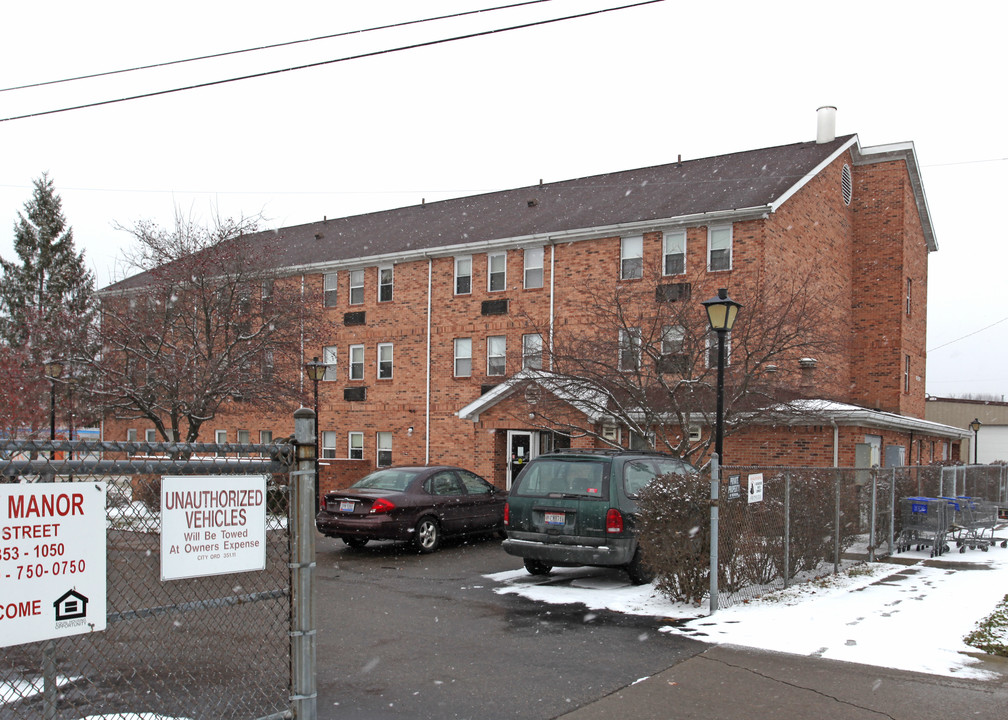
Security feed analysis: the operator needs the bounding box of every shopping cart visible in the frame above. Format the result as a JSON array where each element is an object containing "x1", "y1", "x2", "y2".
[
  {"x1": 945, "y1": 497, "x2": 1002, "y2": 552},
  {"x1": 896, "y1": 497, "x2": 949, "y2": 557}
]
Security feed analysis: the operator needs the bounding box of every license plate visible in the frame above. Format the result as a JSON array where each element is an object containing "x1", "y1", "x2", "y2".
[
  {"x1": 544, "y1": 511, "x2": 566, "y2": 526},
  {"x1": 339, "y1": 500, "x2": 356, "y2": 513}
]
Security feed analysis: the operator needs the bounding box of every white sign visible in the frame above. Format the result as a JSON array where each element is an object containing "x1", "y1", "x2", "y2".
[
  {"x1": 748, "y1": 473, "x2": 764, "y2": 504},
  {"x1": 160, "y1": 476, "x2": 267, "y2": 581},
  {"x1": 1, "y1": 482, "x2": 107, "y2": 647}
]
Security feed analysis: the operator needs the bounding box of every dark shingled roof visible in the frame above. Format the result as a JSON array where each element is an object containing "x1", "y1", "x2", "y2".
[{"x1": 107, "y1": 135, "x2": 855, "y2": 291}]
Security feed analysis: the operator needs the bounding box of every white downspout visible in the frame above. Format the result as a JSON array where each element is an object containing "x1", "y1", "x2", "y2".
[
  {"x1": 425, "y1": 258, "x2": 432, "y2": 464},
  {"x1": 548, "y1": 244, "x2": 556, "y2": 370},
  {"x1": 831, "y1": 419, "x2": 839, "y2": 467}
]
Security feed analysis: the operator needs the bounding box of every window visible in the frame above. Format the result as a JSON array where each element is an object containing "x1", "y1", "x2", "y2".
[
  {"x1": 262, "y1": 349, "x2": 274, "y2": 382},
  {"x1": 349, "y1": 432, "x2": 363, "y2": 460},
  {"x1": 662, "y1": 325, "x2": 685, "y2": 355},
  {"x1": 321, "y1": 431, "x2": 337, "y2": 459},
  {"x1": 127, "y1": 429, "x2": 138, "y2": 454},
  {"x1": 261, "y1": 278, "x2": 274, "y2": 302},
  {"x1": 259, "y1": 430, "x2": 272, "y2": 444},
  {"x1": 522, "y1": 333, "x2": 543, "y2": 370},
  {"x1": 215, "y1": 429, "x2": 227, "y2": 457},
  {"x1": 378, "y1": 265, "x2": 393, "y2": 302},
  {"x1": 488, "y1": 252, "x2": 506, "y2": 291},
  {"x1": 663, "y1": 230, "x2": 686, "y2": 275},
  {"x1": 377, "y1": 431, "x2": 392, "y2": 467},
  {"x1": 906, "y1": 278, "x2": 912, "y2": 316},
  {"x1": 454, "y1": 338, "x2": 472, "y2": 377},
  {"x1": 619, "y1": 328, "x2": 642, "y2": 371},
  {"x1": 487, "y1": 336, "x2": 506, "y2": 376},
  {"x1": 323, "y1": 345, "x2": 338, "y2": 381},
  {"x1": 377, "y1": 343, "x2": 393, "y2": 379},
  {"x1": 237, "y1": 429, "x2": 250, "y2": 457},
  {"x1": 349, "y1": 344, "x2": 364, "y2": 380},
  {"x1": 349, "y1": 269, "x2": 364, "y2": 305},
  {"x1": 142, "y1": 428, "x2": 154, "y2": 442},
  {"x1": 455, "y1": 256, "x2": 472, "y2": 295},
  {"x1": 323, "y1": 273, "x2": 338, "y2": 307},
  {"x1": 621, "y1": 235, "x2": 643, "y2": 279},
  {"x1": 706, "y1": 331, "x2": 732, "y2": 368},
  {"x1": 708, "y1": 225, "x2": 732, "y2": 271},
  {"x1": 524, "y1": 247, "x2": 544, "y2": 289},
  {"x1": 905, "y1": 354, "x2": 911, "y2": 393}
]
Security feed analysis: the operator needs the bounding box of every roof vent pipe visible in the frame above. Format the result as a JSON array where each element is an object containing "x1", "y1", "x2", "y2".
[{"x1": 816, "y1": 106, "x2": 836, "y2": 144}]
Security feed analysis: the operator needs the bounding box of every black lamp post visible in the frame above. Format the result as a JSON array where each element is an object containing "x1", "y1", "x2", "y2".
[
  {"x1": 305, "y1": 356, "x2": 328, "y2": 512},
  {"x1": 702, "y1": 288, "x2": 742, "y2": 463},
  {"x1": 44, "y1": 358, "x2": 64, "y2": 461},
  {"x1": 969, "y1": 418, "x2": 981, "y2": 464}
]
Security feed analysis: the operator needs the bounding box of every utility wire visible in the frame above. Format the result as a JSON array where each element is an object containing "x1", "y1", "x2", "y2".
[
  {"x1": 928, "y1": 315, "x2": 1008, "y2": 352},
  {"x1": 0, "y1": 0, "x2": 663, "y2": 123},
  {"x1": 0, "y1": 0, "x2": 556, "y2": 93}
]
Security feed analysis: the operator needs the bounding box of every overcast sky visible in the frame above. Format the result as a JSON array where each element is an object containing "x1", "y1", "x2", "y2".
[{"x1": 1, "y1": 0, "x2": 1005, "y2": 399}]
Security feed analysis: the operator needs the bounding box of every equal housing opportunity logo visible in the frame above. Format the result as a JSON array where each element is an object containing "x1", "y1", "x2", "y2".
[{"x1": 53, "y1": 589, "x2": 89, "y2": 627}]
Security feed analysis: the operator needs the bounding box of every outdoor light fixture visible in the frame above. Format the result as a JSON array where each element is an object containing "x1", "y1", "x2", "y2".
[
  {"x1": 304, "y1": 356, "x2": 328, "y2": 512},
  {"x1": 969, "y1": 418, "x2": 981, "y2": 464},
  {"x1": 701, "y1": 288, "x2": 742, "y2": 463}
]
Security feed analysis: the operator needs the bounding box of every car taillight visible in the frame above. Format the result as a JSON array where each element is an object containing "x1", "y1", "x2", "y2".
[
  {"x1": 504, "y1": 502, "x2": 510, "y2": 526},
  {"x1": 606, "y1": 508, "x2": 624, "y2": 534},
  {"x1": 370, "y1": 498, "x2": 395, "y2": 514}
]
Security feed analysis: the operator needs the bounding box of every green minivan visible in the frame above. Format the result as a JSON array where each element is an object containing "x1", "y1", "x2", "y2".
[{"x1": 502, "y1": 449, "x2": 694, "y2": 584}]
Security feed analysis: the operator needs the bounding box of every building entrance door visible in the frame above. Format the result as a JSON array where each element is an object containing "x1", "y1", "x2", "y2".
[{"x1": 506, "y1": 431, "x2": 535, "y2": 489}]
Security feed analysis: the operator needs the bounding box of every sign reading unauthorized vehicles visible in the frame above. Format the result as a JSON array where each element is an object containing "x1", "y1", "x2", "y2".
[
  {"x1": 1, "y1": 482, "x2": 107, "y2": 648},
  {"x1": 160, "y1": 475, "x2": 267, "y2": 581}
]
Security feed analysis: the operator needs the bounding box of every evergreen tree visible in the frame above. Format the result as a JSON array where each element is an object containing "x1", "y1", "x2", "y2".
[{"x1": 0, "y1": 174, "x2": 96, "y2": 365}]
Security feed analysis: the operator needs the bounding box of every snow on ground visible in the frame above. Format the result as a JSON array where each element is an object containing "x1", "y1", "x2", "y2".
[{"x1": 487, "y1": 539, "x2": 1008, "y2": 681}]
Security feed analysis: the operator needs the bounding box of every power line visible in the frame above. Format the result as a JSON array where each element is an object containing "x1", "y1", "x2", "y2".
[
  {"x1": 0, "y1": 0, "x2": 556, "y2": 93},
  {"x1": 0, "y1": 0, "x2": 663, "y2": 123},
  {"x1": 928, "y1": 315, "x2": 1008, "y2": 353}
]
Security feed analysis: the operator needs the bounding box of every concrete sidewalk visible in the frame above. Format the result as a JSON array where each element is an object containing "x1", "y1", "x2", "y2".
[{"x1": 558, "y1": 644, "x2": 1008, "y2": 720}]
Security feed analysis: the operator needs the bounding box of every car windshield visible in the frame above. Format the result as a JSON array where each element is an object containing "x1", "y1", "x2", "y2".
[
  {"x1": 512, "y1": 459, "x2": 608, "y2": 497},
  {"x1": 352, "y1": 469, "x2": 420, "y2": 492}
]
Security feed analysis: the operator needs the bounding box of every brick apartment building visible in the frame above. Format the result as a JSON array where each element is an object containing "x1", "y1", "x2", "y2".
[{"x1": 104, "y1": 109, "x2": 968, "y2": 490}]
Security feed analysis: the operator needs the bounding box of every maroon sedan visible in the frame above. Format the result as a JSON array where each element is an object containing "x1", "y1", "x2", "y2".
[{"x1": 315, "y1": 466, "x2": 506, "y2": 553}]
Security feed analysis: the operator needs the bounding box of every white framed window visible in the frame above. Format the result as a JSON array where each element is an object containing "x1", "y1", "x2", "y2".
[
  {"x1": 522, "y1": 333, "x2": 543, "y2": 370},
  {"x1": 663, "y1": 230, "x2": 686, "y2": 276},
  {"x1": 349, "y1": 431, "x2": 363, "y2": 460},
  {"x1": 262, "y1": 349, "x2": 275, "y2": 382},
  {"x1": 487, "y1": 335, "x2": 506, "y2": 376},
  {"x1": 323, "y1": 272, "x2": 338, "y2": 307},
  {"x1": 524, "y1": 247, "x2": 544, "y2": 289},
  {"x1": 261, "y1": 278, "x2": 274, "y2": 302},
  {"x1": 619, "y1": 328, "x2": 642, "y2": 371},
  {"x1": 488, "y1": 252, "x2": 507, "y2": 292},
  {"x1": 708, "y1": 225, "x2": 732, "y2": 272},
  {"x1": 662, "y1": 325, "x2": 685, "y2": 355},
  {"x1": 454, "y1": 338, "x2": 472, "y2": 377},
  {"x1": 904, "y1": 354, "x2": 911, "y2": 393},
  {"x1": 455, "y1": 256, "x2": 472, "y2": 295},
  {"x1": 215, "y1": 429, "x2": 227, "y2": 457},
  {"x1": 377, "y1": 343, "x2": 393, "y2": 379},
  {"x1": 378, "y1": 265, "x2": 393, "y2": 302},
  {"x1": 349, "y1": 269, "x2": 364, "y2": 305},
  {"x1": 259, "y1": 430, "x2": 272, "y2": 444},
  {"x1": 349, "y1": 344, "x2": 364, "y2": 380},
  {"x1": 144, "y1": 428, "x2": 157, "y2": 443},
  {"x1": 906, "y1": 277, "x2": 912, "y2": 316},
  {"x1": 705, "y1": 331, "x2": 732, "y2": 368},
  {"x1": 377, "y1": 431, "x2": 392, "y2": 467},
  {"x1": 237, "y1": 429, "x2": 250, "y2": 457},
  {"x1": 621, "y1": 235, "x2": 643, "y2": 279},
  {"x1": 323, "y1": 345, "x2": 338, "y2": 381},
  {"x1": 321, "y1": 430, "x2": 337, "y2": 459}
]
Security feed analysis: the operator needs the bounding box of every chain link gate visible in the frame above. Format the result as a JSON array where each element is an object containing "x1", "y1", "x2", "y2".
[{"x1": 0, "y1": 421, "x2": 315, "y2": 720}]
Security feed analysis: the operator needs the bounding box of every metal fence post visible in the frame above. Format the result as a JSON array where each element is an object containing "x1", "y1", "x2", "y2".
[
  {"x1": 291, "y1": 408, "x2": 318, "y2": 720},
  {"x1": 869, "y1": 469, "x2": 878, "y2": 563},
  {"x1": 783, "y1": 472, "x2": 791, "y2": 589},
  {"x1": 834, "y1": 469, "x2": 841, "y2": 575},
  {"x1": 889, "y1": 468, "x2": 896, "y2": 556},
  {"x1": 709, "y1": 453, "x2": 719, "y2": 615}
]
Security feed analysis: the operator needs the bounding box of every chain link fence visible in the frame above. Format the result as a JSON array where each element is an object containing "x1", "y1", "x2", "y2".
[
  {"x1": 0, "y1": 436, "x2": 306, "y2": 720},
  {"x1": 711, "y1": 464, "x2": 1007, "y2": 609}
]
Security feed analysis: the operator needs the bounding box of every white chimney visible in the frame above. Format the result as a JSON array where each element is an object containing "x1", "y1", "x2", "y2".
[{"x1": 816, "y1": 106, "x2": 837, "y2": 144}]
